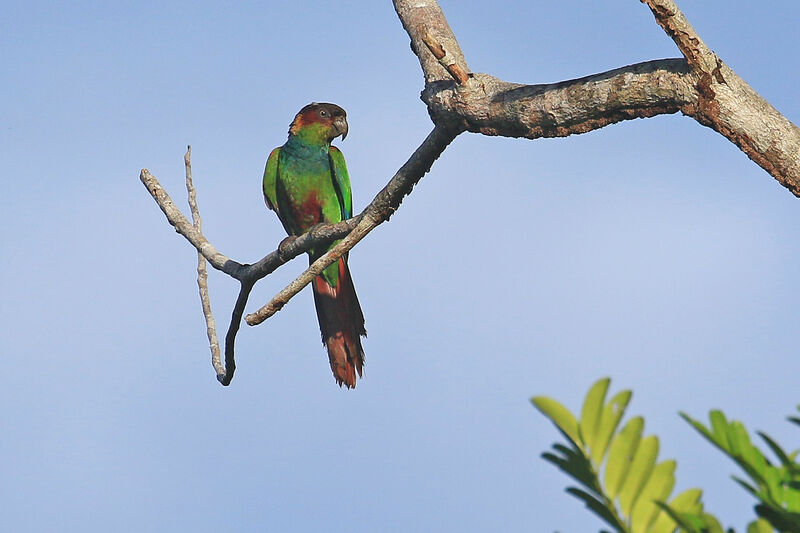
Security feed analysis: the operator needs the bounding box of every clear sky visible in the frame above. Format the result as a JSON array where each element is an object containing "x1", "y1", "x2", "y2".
[{"x1": 2, "y1": 1, "x2": 799, "y2": 531}]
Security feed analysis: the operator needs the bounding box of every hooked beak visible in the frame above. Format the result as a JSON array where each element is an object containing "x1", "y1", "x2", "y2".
[{"x1": 333, "y1": 116, "x2": 348, "y2": 141}]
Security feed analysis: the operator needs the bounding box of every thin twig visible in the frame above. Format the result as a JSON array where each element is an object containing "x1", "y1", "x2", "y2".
[
  {"x1": 393, "y1": 0, "x2": 470, "y2": 84},
  {"x1": 246, "y1": 215, "x2": 377, "y2": 325},
  {"x1": 141, "y1": 167, "x2": 361, "y2": 281},
  {"x1": 638, "y1": 0, "x2": 800, "y2": 196},
  {"x1": 141, "y1": 168, "x2": 241, "y2": 276},
  {"x1": 184, "y1": 146, "x2": 225, "y2": 381},
  {"x1": 422, "y1": 32, "x2": 470, "y2": 84},
  {"x1": 142, "y1": 0, "x2": 800, "y2": 387},
  {"x1": 143, "y1": 126, "x2": 457, "y2": 382},
  {"x1": 219, "y1": 281, "x2": 254, "y2": 386},
  {"x1": 640, "y1": 0, "x2": 716, "y2": 74}
]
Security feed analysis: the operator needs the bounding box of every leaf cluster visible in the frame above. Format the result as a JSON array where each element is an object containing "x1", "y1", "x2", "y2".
[
  {"x1": 681, "y1": 409, "x2": 800, "y2": 532},
  {"x1": 532, "y1": 378, "x2": 800, "y2": 533}
]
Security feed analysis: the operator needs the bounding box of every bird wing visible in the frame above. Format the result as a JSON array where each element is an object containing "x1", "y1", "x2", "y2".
[
  {"x1": 329, "y1": 146, "x2": 352, "y2": 219},
  {"x1": 262, "y1": 147, "x2": 281, "y2": 214}
]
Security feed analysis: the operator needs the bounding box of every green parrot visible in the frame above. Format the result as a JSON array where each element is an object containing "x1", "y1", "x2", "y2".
[{"x1": 262, "y1": 103, "x2": 367, "y2": 388}]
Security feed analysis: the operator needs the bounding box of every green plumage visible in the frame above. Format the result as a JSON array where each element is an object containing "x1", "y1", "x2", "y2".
[
  {"x1": 262, "y1": 103, "x2": 366, "y2": 388},
  {"x1": 263, "y1": 139, "x2": 351, "y2": 287}
]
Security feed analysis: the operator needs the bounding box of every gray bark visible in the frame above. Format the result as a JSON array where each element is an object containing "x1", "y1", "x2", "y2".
[{"x1": 142, "y1": 0, "x2": 799, "y2": 385}]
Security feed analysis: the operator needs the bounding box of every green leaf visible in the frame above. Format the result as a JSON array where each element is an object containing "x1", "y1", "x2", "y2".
[
  {"x1": 763, "y1": 467, "x2": 783, "y2": 505},
  {"x1": 680, "y1": 412, "x2": 717, "y2": 448},
  {"x1": 532, "y1": 396, "x2": 581, "y2": 449},
  {"x1": 787, "y1": 416, "x2": 800, "y2": 428},
  {"x1": 730, "y1": 421, "x2": 769, "y2": 483},
  {"x1": 700, "y1": 513, "x2": 725, "y2": 533},
  {"x1": 591, "y1": 390, "x2": 632, "y2": 466},
  {"x1": 746, "y1": 517, "x2": 774, "y2": 533},
  {"x1": 647, "y1": 512, "x2": 675, "y2": 533},
  {"x1": 580, "y1": 378, "x2": 610, "y2": 452},
  {"x1": 732, "y1": 476, "x2": 760, "y2": 497},
  {"x1": 754, "y1": 504, "x2": 800, "y2": 532},
  {"x1": 541, "y1": 444, "x2": 597, "y2": 492},
  {"x1": 630, "y1": 460, "x2": 676, "y2": 532},
  {"x1": 618, "y1": 435, "x2": 659, "y2": 516},
  {"x1": 709, "y1": 410, "x2": 730, "y2": 450},
  {"x1": 604, "y1": 416, "x2": 644, "y2": 501},
  {"x1": 726, "y1": 420, "x2": 747, "y2": 457},
  {"x1": 566, "y1": 487, "x2": 625, "y2": 533},
  {"x1": 653, "y1": 502, "x2": 707, "y2": 532},
  {"x1": 668, "y1": 488, "x2": 703, "y2": 514},
  {"x1": 649, "y1": 489, "x2": 703, "y2": 533},
  {"x1": 757, "y1": 431, "x2": 793, "y2": 468},
  {"x1": 785, "y1": 481, "x2": 800, "y2": 512},
  {"x1": 684, "y1": 410, "x2": 774, "y2": 493}
]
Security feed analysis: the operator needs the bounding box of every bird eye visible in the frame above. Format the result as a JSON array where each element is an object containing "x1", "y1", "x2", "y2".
[{"x1": 319, "y1": 109, "x2": 329, "y2": 118}]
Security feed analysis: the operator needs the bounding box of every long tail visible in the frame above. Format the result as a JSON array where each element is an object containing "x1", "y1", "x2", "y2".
[{"x1": 311, "y1": 256, "x2": 366, "y2": 388}]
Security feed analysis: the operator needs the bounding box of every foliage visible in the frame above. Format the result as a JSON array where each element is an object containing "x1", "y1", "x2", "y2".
[
  {"x1": 681, "y1": 409, "x2": 800, "y2": 531},
  {"x1": 532, "y1": 378, "x2": 800, "y2": 532}
]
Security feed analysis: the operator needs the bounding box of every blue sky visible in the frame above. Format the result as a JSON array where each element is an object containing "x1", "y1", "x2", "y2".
[{"x1": 2, "y1": 1, "x2": 799, "y2": 531}]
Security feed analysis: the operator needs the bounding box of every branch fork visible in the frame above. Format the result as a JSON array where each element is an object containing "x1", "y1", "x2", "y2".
[{"x1": 143, "y1": 0, "x2": 799, "y2": 385}]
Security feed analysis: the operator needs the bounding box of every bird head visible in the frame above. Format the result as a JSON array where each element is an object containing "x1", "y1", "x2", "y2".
[{"x1": 288, "y1": 102, "x2": 348, "y2": 144}]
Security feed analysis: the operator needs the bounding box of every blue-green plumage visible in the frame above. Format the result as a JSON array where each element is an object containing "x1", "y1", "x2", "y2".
[{"x1": 263, "y1": 103, "x2": 366, "y2": 388}]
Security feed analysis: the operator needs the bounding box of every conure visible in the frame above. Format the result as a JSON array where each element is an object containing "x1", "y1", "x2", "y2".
[{"x1": 262, "y1": 103, "x2": 367, "y2": 388}]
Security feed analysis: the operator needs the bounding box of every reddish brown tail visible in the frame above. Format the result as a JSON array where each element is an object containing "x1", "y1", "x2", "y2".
[{"x1": 311, "y1": 256, "x2": 366, "y2": 388}]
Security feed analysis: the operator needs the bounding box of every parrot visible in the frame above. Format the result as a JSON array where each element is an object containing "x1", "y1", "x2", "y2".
[{"x1": 262, "y1": 103, "x2": 367, "y2": 388}]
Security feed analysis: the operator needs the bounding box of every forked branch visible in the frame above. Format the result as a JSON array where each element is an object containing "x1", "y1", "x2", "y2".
[
  {"x1": 393, "y1": 0, "x2": 800, "y2": 195},
  {"x1": 141, "y1": 125, "x2": 457, "y2": 383},
  {"x1": 183, "y1": 146, "x2": 224, "y2": 380},
  {"x1": 143, "y1": 0, "x2": 798, "y2": 385}
]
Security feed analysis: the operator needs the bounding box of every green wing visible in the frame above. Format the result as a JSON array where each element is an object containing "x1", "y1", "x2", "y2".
[
  {"x1": 329, "y1": 146, "x2": 352, "y2": 219},
  {"x1": 262, "y1": 147, "x2": 281, "y2": 214}
]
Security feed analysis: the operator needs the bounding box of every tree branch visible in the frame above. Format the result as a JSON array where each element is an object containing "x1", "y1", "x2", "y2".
[
  {"x1": 246, "y1": 125, "x2": 459, "y2": 325},
  {"x1": 393, "y1": 0, "x2": 800, "y2": 197},
  {"x1": 423, "y1": 59, "x2": 697, "y2": 137},
  {"x1": 143, "y1": 0, "x2": 799, "y2": 385},
  {"x1": 141, "y1": 168, "x2": 241, "y2": 276},
  {"x1": 642, "y1": 0, "x2": 800, "y2": 196},
  {"x1": 218, "y1": 280, "x2": 253, "y2": 386},
  {"x1": 142, "y1": 125, "x2": 457, "y2": 382},
  {"x1": 183, "y1": 146, "x2": 225, "y2": 381},
  {"x1": 421, "y1": 32, "x2": 470, "y2": 85},
  {"x1": 141, "y1": 167, "x2": 361, "y2": 385},
  {"x1": 140, "y1": 169, "x2": 361, "y2": 283},
  {"x1": 640, "y1": 0, "x2": 716, "y2": 74},
  {"x1": 393, "y1": 0, "x2": 469, "y2": 84}
]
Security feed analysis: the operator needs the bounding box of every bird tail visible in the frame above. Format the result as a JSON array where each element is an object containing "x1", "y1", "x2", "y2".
[{"x1": 311, "y1": 256, "x2": 366, "y2": 388}]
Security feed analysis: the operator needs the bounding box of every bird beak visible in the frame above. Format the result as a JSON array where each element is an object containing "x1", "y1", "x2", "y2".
[{"x1": 333, "y1": 116, "x2": 348, "y2": 141}]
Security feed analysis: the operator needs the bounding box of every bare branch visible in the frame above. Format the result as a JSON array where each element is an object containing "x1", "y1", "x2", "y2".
[
  {"x1": 142, "y1": 126, "x2": 456, "y2": 383},
  {"x1": 640, "y1": 0, "x2": 716, "y2": 74},
  {"x1": 393, "y1": 0, "x2": 469, "y2": 84},
  {"x1": 141, "y1": 169, "x2": 242, "y2": 276},
  {"x1": 421, "y1": 32, "x2": 470, "y2": 85},
  {"x1": 423, "y1": 59, "x2": 697, "y2": 137},
  {"x1": 243, "y1": 217, "x2": 361, "y2": 281},
  {"x1": 218, "y1": 281, "x2": 253, "y2": 386},
  {"x1": 393, "y1": 0, "x2": 800, "y2": 196},
  {"x1": 640, "y1": 0, "x2": 800, "y2": 196},
  {"x1": 246, "y1": 216, "x2": 376, "y2": 326},
  {"x1": 141, "y1": 169, "x2": 361, "y2": 282},
  {"x1": 246, "y1": 125, "x2": 459, "y2": 326},
  {"x1": 144, "y1": 0, "x2": 800, "y2": 386},
  {"x1": 184, "y1": 146, "x2": 225, "y2": 381}
]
